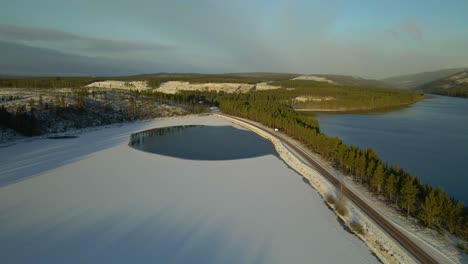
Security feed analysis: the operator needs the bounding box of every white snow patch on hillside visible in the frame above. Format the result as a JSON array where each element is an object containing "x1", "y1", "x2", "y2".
[
  {"x1": 294, "y1": 96, "x2": 334, "y2": 102},
  {"x1": 86, "y1": 80, "x2": 151, "y2": 90},
  {"x1": 156, "y1": 81, "x2": 259, "y2": 94},
  {"x1": 291, "y1": 75, "x2": 339, "y2": 84},
  {"x1": 449, "y1": 72, "x2": 467, "y2": 80},
  {"x1": 455, "y1": 77, "x2": 468, "y2": 84},
  {"x1": 254, "y1": 82, "x2": 280, "y2": 91}
]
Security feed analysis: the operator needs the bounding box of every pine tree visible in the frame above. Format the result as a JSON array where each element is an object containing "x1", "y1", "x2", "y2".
[
  {"x1": 419, "y1": 190, "x2": 441, "y2": 226},
  {"x1": 399, "y1": 176, "x2": 419, "y2": 216},
  {"x1": 384, "y1": 173, "x2": 398, "y2": 202},
  {"x1": 345, "y1": 149, "x2": 355, "y2": 174},
  {"x1": 370, "y1": 163, "x2": 385, "y2": 194},
  {"x1": 128, "y1": 97, "x2": 137, "y2": 120},
  {"x1": 365, "y1": 160, "x2": 375, "y2": 185},
  {"x1": 444, "y1": 200, "x2": 464, "y2": 233},
  {"x1": 354, "y1": 153, "x2": 366, "y2": 182}
]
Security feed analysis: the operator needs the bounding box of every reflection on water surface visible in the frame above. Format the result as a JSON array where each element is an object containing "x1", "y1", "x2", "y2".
[{"x1": 129, "y1": 125, "x2": 276, "y2": 161}]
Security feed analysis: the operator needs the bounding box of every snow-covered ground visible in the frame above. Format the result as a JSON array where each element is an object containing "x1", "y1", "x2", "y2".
[
  {"x1": 291, "y1": 75, "x2": 339, "y2": 84},
  {"x1": 0, "y1": 115, "x2": 378, "y2": 264},
  {"x1": 86, "y1": 80, "x2": 151, "y2": 90},
  {"x1": 156, "y1": 81, "x2": 255, "y2": 94},
  {"x1": 156, "y1": 81, "x2": 280, "y2": 94},
  {"x1": 85, "y1": 80, "x2": 281, "y2": 94}
]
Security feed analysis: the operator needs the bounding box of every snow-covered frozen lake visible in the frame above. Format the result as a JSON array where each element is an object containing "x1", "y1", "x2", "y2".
[{"x1": 0, "y1": 115, "x2": 378, "y2": 263}]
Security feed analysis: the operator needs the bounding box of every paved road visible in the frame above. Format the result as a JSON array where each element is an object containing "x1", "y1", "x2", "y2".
[{"x1": 221, "y1": 113, "x2": 442, "y2": 264}]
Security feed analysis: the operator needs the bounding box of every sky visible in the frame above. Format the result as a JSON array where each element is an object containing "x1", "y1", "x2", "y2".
[{"x1": 1, "y1": 0, "x2": 467, "y2": 78}]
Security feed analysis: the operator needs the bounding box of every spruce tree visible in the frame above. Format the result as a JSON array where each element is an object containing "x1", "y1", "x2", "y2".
[
  {"x1": 355, "y1": 154, "x2": 366, "y2": 182},
  {"x1": 399, "y1": 176, "x2": 419, "y2": 216},
  {"x1": 384, "y1": 173, "x2": 398, "y2": 202},
  {"x1": 365, "y1": 160, "x2": 375, "y2": 185},
  {"x1": 370, "y1": 163, "x2": 385, "y2": 194},
  {"x1": 420, "y1": 190, "x2": 441, "y2": 226},
  {"x1": 444, "y1": 200, "x2": 464, "y2": 233}
]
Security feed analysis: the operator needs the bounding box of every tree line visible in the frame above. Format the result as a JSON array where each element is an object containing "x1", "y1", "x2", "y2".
[
  {"x1": 1, "y1": 77, "x2": 465, "y2": 240},
  {"x1": 268, "y1": 80, "x2": 424, "y2": 111},
  {"x1": 0, "y1": 74, "x2": 295, "y2": 89},
  {"x1": 217, "y1": 93, "x2": 467, "y2": 240},
  {"x1": 423, "y1": 85, "x2": 468, "y2": 98}
]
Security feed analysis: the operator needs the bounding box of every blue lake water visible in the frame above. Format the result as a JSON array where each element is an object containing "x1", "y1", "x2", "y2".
[{"x1": 316, "y1": 95, "x2": 468, "y2": 203}]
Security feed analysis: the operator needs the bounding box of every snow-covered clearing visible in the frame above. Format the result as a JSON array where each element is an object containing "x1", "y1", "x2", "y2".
[
  {"x1": 86, "y1": 81, "x2": 151, "y2": 91},
  {"x1": 294, "y1": 96, "x2": 334, "y2": 102},
  {"x1": 85, "y1": 80, "x2": 280, "y2": 94},
  {"x1": 254, "y1": 82, "x2": 281, "y2": 91},
  {"x1": 0, "y1": 115, "x2": 378, "y2": 264},
  {"x1": 449, "y1": 72, "x2": 467, "y2": 81},
  {"x1": 291, "y1": 75, "x2": 339, "y2": 84},
  {"x1": 156, "y1": 81, "x2": 256, "y2": 94},
  {"x1": 155, "y1": 81, "x2": 280, "y2": 94}
]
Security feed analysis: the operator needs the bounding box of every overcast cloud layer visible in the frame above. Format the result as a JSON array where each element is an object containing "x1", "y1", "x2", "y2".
[{"x1": 1, "y1": 0, "x2": 467, "y2": 78}]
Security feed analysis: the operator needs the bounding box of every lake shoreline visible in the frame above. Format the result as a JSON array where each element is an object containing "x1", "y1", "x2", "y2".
[
  {"x1": 295, "y1": 99, "x2": 426, "y2": 114},
  {"x1": 217, "y1": 114, "x2": 422, "y2": 264},
  {"x1": 315, "y1": 94, "x2": 468, "y2": 204}
]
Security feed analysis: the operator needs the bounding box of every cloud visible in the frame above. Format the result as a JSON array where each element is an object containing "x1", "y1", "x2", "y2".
[
  {"x1": 386, "y1": 20, "x2": 422, "y2": 40},
  {"x1": 1, "y1": 1, "x2": 466, "y2": 79},
  {"x1": 400, "y1": 21, "x2": 422, "y2": 39},
  {"x1": 0, "y1": 24, "x2": 171, "y2": 53},
  {"x1": 0, "y1": 41, "x2": 172, "y2": 76},
  {"x1": 385, "y1": 29, "x2": 400, "y2": 40}
]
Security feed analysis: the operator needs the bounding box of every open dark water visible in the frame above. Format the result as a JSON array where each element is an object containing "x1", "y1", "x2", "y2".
[
  {"x1": 316, "y1": 95, "x2": 468, "y2": 203},
  {"x1": 129, "y1": 125, "x2": 275, "y2": 160}
]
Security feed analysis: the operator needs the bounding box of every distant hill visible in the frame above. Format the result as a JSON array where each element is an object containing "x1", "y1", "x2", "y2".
[
  {"x1": 292, "y1": 74, "x2": 390, "y2": 88},
  {"x1": 224, "y1": 72, "x2": 300, "y2": 80},
  {"x1": 421, "y1": 70, "x2": 468, "y2": 98},
  {"x1": 134, "y1": 72, "x2": 299, "y2": 79},
  {"x1": 0, "y1": 75, "x2": 30, "y2": 79},
  {"x1": 381, "y1": 68, "x2": 468, "y2": 89},
  {"x1": 132, "y1": 72, "x2": 203, "y2": 78},
  {"x1": 137, "y1": 72, "x2": 391, "y2": 88},
  {"x1": 132, "y1": 72, "x2": 299, "y2": 83}
]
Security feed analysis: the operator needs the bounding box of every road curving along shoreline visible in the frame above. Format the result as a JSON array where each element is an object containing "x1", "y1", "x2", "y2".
[{"x1": 217, "y1": 113, "x2": 447, "y2": 264}]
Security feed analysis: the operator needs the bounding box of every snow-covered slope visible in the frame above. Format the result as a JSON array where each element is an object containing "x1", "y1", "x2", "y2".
[
  {"x1": 86, "y1": 80, "x2": 151, "y2": 90},
  {"x1": 292, "y1": 74, "x2": 389, "y2": 88},
  {"x1": 292, "y1": 75, "x2": 339, "y2": 84},
  {"x1": 381, "y1": 68, "x2": 468, "y2": 89},
  {"x1": 156, "y1": 81, "x2": 279, "y2": 94}
]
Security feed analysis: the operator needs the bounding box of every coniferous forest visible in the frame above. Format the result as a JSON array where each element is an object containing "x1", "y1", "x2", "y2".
[
  {"x1": 0, "y1": 77, "x2": 466, "y2": 241},
  {"x1": 216, "y1": 92, "x2": 467, "y2": 240}
]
